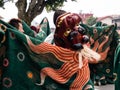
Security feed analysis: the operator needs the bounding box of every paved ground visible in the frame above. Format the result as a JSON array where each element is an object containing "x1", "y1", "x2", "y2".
[{"x1": 95, "y1": 84, "x2": 114, "y2": 90}]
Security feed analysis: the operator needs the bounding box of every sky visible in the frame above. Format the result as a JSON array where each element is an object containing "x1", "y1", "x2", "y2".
[{"x1": 0, "y1": 0, "x2": 120, "y2": 27}]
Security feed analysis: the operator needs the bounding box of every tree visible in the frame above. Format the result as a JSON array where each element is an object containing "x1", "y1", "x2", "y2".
[
  {"x1": 0, "y1": 0, "x2": 4, "y2": 8},
  {"x1": 0, "y1": 0, "x2": 13, "y2": 8},
  {"x1": 0, "y1": 0, "x2": 77, "y2": 25},
  {"x1": 86, "y1": 16, "x2": 97, "y2": 26}
]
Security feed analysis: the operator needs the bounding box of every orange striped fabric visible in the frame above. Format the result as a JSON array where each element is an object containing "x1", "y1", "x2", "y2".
[
  {"x1": 26, "y1": 35, "x2": 78, "y2": 62},
  {"x1": 26, "y1": 36, "x2": 90, "y2": 89}
]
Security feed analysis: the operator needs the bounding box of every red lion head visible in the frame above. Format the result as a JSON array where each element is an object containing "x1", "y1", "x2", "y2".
[{"x1": 54, "y1": 12, "x2": 89, "y2": 51}]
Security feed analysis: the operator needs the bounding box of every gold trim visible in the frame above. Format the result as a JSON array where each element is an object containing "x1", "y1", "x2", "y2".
[{"x1": 56, "y1": 12, "x2": 71, "y2": 28}]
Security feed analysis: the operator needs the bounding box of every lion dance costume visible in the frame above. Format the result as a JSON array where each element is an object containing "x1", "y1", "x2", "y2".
[{"x1": 0, "y1": 13, "x2": 100, "y2": 90}]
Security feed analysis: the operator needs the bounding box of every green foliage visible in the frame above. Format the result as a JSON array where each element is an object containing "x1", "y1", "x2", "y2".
[
  {"x1": 86, "y1": 16, "x2": 97, "y2": 26},
  {"x1": 0, "y1": 0, "x2": 4, "y2": 8},
  {"x1": 0, "y1": 0, "x2": 13, "y2": 8},
  {"x1": 45, "y1": 0, "x2": 76, "y2": 11}
]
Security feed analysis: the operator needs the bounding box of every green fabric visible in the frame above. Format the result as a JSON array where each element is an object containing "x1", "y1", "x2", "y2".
[
  {"x1": 0, "y1": 19, "x2": 50, "y2": 90},
  {"x1": 40, "y1": 17, "x2": 51, "y2": 36},
  {"x1": 81, "y1": 22, "x2": 118, "y2": 85},
  {"x1": 0, "y1": 20, "x2": 42, "y2": 90},
  {"x1": 0, "y1": 19, "x2": 90, "y2": 90},
  {"x1": 114, "y1": 43, "x2": 120, "y2": 90},
  {"x1": 22, "y1": 20, "x2": 35, "y2": 37},
  {"x1": 0, "y1": 27, "x2": 6, "y2": 88},
  {"x1": 113, "y1": 32, "x2": 120, "y2": 90},
  {"x1": 34, "y1": 17, "x2": 51, "y2": 42},
  {"x1": 35, "y1": 30, "x2": 47, "y2": 42}
]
